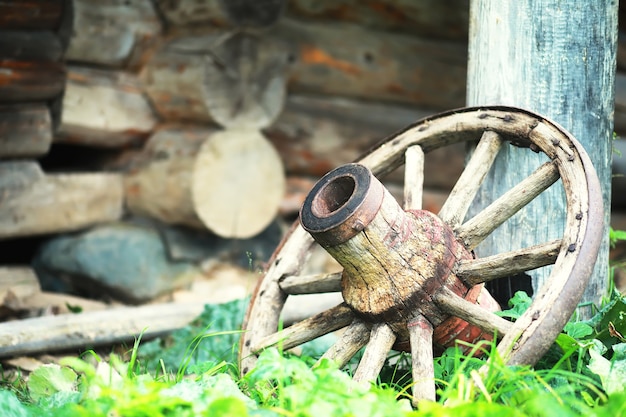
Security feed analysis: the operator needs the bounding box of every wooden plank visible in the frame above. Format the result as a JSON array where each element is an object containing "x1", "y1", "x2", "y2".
[
  {"x1": 467, "y1": 1, "x2": 616, "y2": 315},
  {"x1": 0, "y1": 1, "x2": 64, "y2": 30},
  {"x1": 65, "y1": 0, "x2": 162, "y2": 69},
  {"x1": 56, "y1": 67, "x2": 157, "y2": 147},
  {"x1": 0, "y1": 161, "x2": 123, "y2": 239},
  {"x1": 0, "y1": 60, "x2": 65, "y2": 102},
  {"x1": 0, "y1": 31, "x2": 63, "y2": 61},
  {"x1": 271, "y1": 18, "x2": 467, "y2": 109},
  {"x1": 0, "y1": 302, "x2": 205, "y2": 358},
  {"x1": 0, "y1": 105, "x2": 52, "y2": 158},
  {"x1": 288, "y1": 0, "x2": 469, "y2": 41}
]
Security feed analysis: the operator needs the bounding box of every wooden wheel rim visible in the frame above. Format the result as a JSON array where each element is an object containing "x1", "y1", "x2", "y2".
[{"x1": 239, "y1": 106, "x2": 603, "y2": 382}]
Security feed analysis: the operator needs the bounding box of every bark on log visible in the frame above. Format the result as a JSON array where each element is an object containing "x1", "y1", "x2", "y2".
[
  {"x1": 140, "y1": 32, "x2": 289, "y2": 128},
  {"x1": 0, "y1": 31, "x2": 63, "y2": 61},
  {"x1": 264, "y1": 95, "x2": 465, "y2": 189},
  {"x1": 0, "y1": 60, "x2": 65, "y2": 103},
  {"x1": 0, "y1": 1, "x2": 64, "y2": 30},
  {"x1": 271, "y1": 18, "x2": 467, "y2": 109},
  {"x1": 125, "y1": 128, "x2": 285, "y2": 238},
  {"x1": 288, "y1": 0, "x2": 469, "y2": 41},
  {"x1": 0, "y1": 105, "x2": 52, "y2": 158},
  {"x1": 0, "y1": 162, "x2": 123, "y2": 239},
  {"x1": 55, "y1": 67, "x2": 157, "y2": 148},
  {"x1": 65, "y1": 0, "x2": 162, "y2": 69},
  {"x1": 0, "y1": 302, "x2": 205, "y2": 358}
]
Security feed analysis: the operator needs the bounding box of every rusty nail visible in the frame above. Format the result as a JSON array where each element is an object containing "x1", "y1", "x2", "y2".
[
  {"x1": 567, "y1": 243, "x2": 576, "y2": 252},
  {"x1": 575, "y1": 212, "x2": 583, "y2": 220},
  {"x1": 352, "y1": 219, "x2": 365, "y2": 232}
]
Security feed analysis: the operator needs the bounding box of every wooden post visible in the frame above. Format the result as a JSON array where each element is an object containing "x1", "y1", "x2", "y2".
[{"x1": 466, "y1": 1, "x2": 617, "y2": 317}]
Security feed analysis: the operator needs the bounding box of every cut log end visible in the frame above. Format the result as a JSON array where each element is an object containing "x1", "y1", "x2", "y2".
[{"x1": 192, "y1": 129, "x2": 285, "y2": 238}]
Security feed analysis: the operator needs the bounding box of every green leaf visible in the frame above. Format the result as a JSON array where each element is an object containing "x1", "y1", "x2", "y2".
[
  {"x1": 206, "y1": 397, "x2": 250, "y2": 417},
  {"x1": 27, "y1": 364, "x2": 78, "y2": 402},
  {"x1": 495, "y1": 291, "x2": 532, "y2": 320},
  {"x1": 563, "y1": 321, "x2": 593, "y2": 340},
  {"x1": 587, "y1": 296, "x2": 626, "y2": 347},
  {"x1": 588, "y1": 342, "x2": 626, "y2": 395}
]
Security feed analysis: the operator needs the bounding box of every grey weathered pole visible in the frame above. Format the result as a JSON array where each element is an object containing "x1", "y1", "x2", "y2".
[{"x1": 466, "y1": 1, "x2": 618, "y2": 317}]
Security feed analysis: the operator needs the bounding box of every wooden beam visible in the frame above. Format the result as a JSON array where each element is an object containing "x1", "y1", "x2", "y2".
[
  {"x1": 0, "y1": 302, "x2": 205, "y2": 358},
  {"x1": 0, "y1": 162, "x2": 123, "y2": 239},
  {"x1": 65, "y1": 0, "x2": 162, "y2": 69},
  {"x1": 264, "y1": 95, "x2": 465, "y2": 189},
  {"x1": 0, "y1": 0, "x2": 64, "y2": 30},
  {"x1": 288, "y1": 0, "x2": 469, "y2": 41},
  {"x1": 467, "y1": 1, "x2": 616, "y2": 316},
  {"x1": 0, "y1": 31, "x2": 63, "y2": 61},
  {"x1": 0, "y1": 105, "x2": 52, "y2": 158},
  {"x1": 272, "y1": 18, "x2": 467, "y2": 109},
  {"x1": 140, "y1": 31, "x2": 288, "y2": 128},
  {"x1": 0, "y1": 60, "x2": 65, "y2": 103},
  {"x1": 55, "y1": 67, "x2": 157, "y2": 147}
]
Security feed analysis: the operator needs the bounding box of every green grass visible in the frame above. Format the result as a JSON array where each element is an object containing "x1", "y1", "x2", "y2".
[{"x1": 1, "y1": 274, "x2": 625, "y2": 416}]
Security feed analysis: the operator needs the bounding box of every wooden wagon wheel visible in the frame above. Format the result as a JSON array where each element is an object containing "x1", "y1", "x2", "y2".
[{"x1": 239, "y1": 106, "x2": 603, "y2": 405}]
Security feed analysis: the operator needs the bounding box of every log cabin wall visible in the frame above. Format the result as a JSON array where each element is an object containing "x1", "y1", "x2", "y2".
[{"x1": 2, "y1": 1, "x2": 626, "y2": 294}]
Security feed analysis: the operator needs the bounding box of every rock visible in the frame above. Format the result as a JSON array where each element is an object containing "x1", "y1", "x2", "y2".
[{"x1": 33, "y1": 222, "x2": 200, "y2": 304}]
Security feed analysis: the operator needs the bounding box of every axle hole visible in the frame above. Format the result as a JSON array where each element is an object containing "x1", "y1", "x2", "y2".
[{"x1": 311, "y1": 176, "x2": 356, "y2": 218}]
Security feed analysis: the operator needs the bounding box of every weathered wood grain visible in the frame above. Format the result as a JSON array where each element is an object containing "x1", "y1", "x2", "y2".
[
  {"x1": 0, "y1": 31, "x2": 63, "y2": 61},
  {"x1": 457, "y1": 162, "x2": 560, "y2": 250},
  {"x1": 0, "y1": 60, "x2": 65, "y2": 102},
  {"x1": 252, "y1": 303, "x2": 354, "y2": 352},
  {"x1": 272, "y1": 18, "x2": 467, "y2": 109},
  {"x1": 56, "y1": 67, "x2": 157, "y2": 147},
  {"x1": 264, "y1": 95, "x2": 465, "y2": 189},
  {"x1": 65, "y1": 0, "x2": 161, "y2": 69},
  {"x1": 0, "y1": 162, "x2": 123, "y2": 239},
  {"x1": 0, "y1": 105, "x2": 52, "y2": 158},
  {"x1": 0, "y1": 0, "x2": 64, "y2": 30},
  {"x1": 140, "y1": 32, "x2": 288, "y2": 128},
  {"x1": 318, "y1": 319, "x2": 370, "y2": 368},
  {"x1": 467, "y1": 1, "x2": 616, "y2": 316},
  {"x1": 125, "y1": 128, "x2": 285, "y2": 238},
  {"x1": 408, "y1": 315, "x2": 435, "y2": 404},
  {"x1": 438, "y1": 131, "x2": 503, "y2": 228},
  {"x1": 289, "y1": 0, "x2": 469, "y2": 41},
  {"x1": 352, "y1": 323, "x2": 396, "y2": 384},
  {"x1": 0, "y1": 302, "x2": 205, "y2": 358}
]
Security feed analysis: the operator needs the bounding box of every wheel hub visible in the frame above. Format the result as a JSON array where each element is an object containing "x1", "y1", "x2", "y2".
[{"x1": 300, "y1": 163, "x2": 499, "y2": 350}]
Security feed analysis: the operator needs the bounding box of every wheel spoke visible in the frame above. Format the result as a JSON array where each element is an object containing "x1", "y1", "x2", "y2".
[
  {"x1": 404, "y1": 145, "x2": 425, "y2": 210},
  {"x1": 252, "y1": 304, "x2": 354, "y2": 353},
  {"x1": 457, "y1": 239, "x2": 562, "y2": 285},
  {"x1": 408, "y1": 315, "x2": 436, "y2": 405},
  {"x1": 433, "y1": 287, "x2": 512, "y2": 336},
  {"x1": 438, "y1": 131, "x2": 503, "y2": 227},
  {"x1": 353, "y1": 323, "x2": 396, "y2": 384},
  {"x1": 456, "y1": 161, "x2": 560, "y2": 249},
  {"x1": 279, "y1": 272, "x2": 342, "y2": 294},
  {"x1": 317, "y1": 319, "x2": 370, "y2": 369}
]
